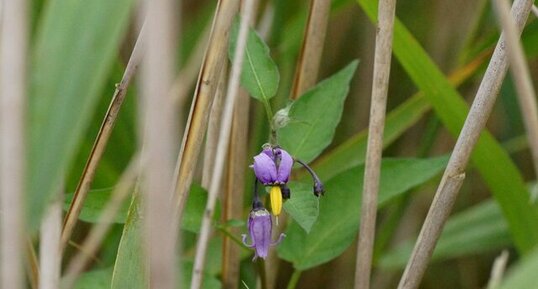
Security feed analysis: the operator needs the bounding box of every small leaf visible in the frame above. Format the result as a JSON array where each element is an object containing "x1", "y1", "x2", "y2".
[
  {"x1": 278, "y1": 156, "x2": 447, "y2": 270},
  {"x1": 379, "y1": 199, "x2": 511, "y2": 269},
  {"x1": 229, "y1": 19, "x2": 279, "y2": 101},
  {"x1": 278, "y1": 60, "x2": 358, "y2": 164},
  {"x1": 283, "y1": 182, "x2": 320, "y2": 233}
]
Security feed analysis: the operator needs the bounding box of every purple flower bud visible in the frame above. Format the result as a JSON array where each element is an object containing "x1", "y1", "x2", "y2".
[
  {"x1": 252, "y1": 147, "x2": 293, "y2": 185},
  {"x1": 242, "y1": 208, "x2": 285, "y2": 260}
]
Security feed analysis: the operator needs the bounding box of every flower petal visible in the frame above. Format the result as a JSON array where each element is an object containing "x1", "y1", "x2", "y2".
[
  {"x1": 276, "y1": 149, "x2": 293, "y2": 183},
  {"x1": 253, "y1": 152, "x2": 277, "y2": 184},
  {"x1": 249, "y1": 209, "x2": 272, "y2": 259}
]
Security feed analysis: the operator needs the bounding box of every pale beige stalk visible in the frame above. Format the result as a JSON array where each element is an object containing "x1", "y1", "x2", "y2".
[
  {"x1": 0, "y1": 0, "x2": 28, "y2": 288},
  {"x1": 397, "y1": 1, "x2": 534, "y2": 288},
  {"x1": 190, "y1": 1, "x2": 255, "y2": 288},
  {"x1": 61, "y1": 25, "x2": 146, "y2": 250},
  {"x1": 139, "y1": 0, "x2": 179, "y2": 288},
  {"x1": 290, "y1": 0, "x2": 331, "y2": 99},
  {"x1": 61, "y1": 155, "x2": 141, "y2": 289},
  {"x1": 172, "y1": 0, "x2": 240, "y2": 229},
  {"x1": 532, "y1": 5, "x2": 538, "y2": 17},
  {"x1": 486, "y1": 250, "x2": 509, "y2": 289},
  {"x1": 354, "y1": 1, "x2": 397, "y2": 289},
  {"x1": 493, "y1": 0, "x2": 538, "y2": 179},
  {"x1": 38, "y1": 193, "x2": 63, "y2": 289}
]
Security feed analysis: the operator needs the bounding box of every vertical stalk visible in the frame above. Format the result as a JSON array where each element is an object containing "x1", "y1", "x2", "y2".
[
  {"x1": 285, "y1": 270, "x2": 302, "y2": 289},
  {"x1": 397, "y1": 1, "x2": 534, "y2": 288},
  {"x1": 0, "y1": 0, "x2": 28, "y2": 288},
  {"x1": 38, "y1": 192, "x2": 62, "y2": 289},
  {"x1": 140, "y1": 0, "x2": 179, "y2": 288},
  {"x1": 190, "y1": 1, "x2": 255, "y2": 288},
  {"x1": 354, "y1": 0, "x2": 397, "y2": 288}
]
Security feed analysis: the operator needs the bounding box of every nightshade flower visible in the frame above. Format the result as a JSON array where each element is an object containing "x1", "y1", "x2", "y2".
[
  {"x1": 252, "y1": 146, "x2": 293, "y2": 217},
  {"x1": 242, "y1": 200, "x2": 285, "y2": 260}
]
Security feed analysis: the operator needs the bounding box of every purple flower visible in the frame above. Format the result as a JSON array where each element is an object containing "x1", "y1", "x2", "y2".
[
  {"x1": 242, "y1": 207, "x2": 285, "y2": 260},
  {"x1": 252, "y1": 147, "x2": 293, "y2": 185}
]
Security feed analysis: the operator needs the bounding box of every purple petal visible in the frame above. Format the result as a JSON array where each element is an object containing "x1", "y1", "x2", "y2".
[
  {"x1": 253, "y1": 153, "x2": 277, "y2": 184},
  {"x1": 276, "y1": 149, "x2": 293, "y2": 183},
  {"x1": 248, "y1": 209, "x2": 272, "y2": 259},
  {"x1": 261, "y1": 148, "x2": 274, "y2": 159}
]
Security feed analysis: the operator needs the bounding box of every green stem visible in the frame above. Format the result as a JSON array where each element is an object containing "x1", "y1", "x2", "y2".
[
  {"x1": 261, "y1": 99, "x2": 277, "y2": 144},
  {"x1": 286, "y1": 269, "x2": 302, "y2": 289}
]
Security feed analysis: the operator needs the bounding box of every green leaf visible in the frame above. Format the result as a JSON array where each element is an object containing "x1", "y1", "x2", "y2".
[
  {"x1": 63, "y1": 188, "x2": 129, "y2": 223},
  {"x1": 72, "y1": 268, "x2": 113, "y2": 289},
  {"x1": 182, "y1": 184, "x2": 221, "y2": 233},
  {"x1": 278, "y1": 61, "x2": 358, "y2": 163},
  {"x1": 379, "y1": 200, "x2": 511, "y2": 269},
  {"x1": 229, "y1": 19, "x2": 279, "y2": 101},
  {"x1": 499, "y1": 247, "x2": 538, "y2": 289},
  {"x1": 357, "y1": 0, "x2": 538, "y2": 253},
  {"x1": 283, "y1": 182, "x2": 320, "y2": 233},
  {"x1": 111, "y1": 195, "x2": 147, "y2": 289},
  {"x1": 278, "y1": 156, "x2": 448, "y2": 270},
  {"x1": 28, "y1": 0, "x2": 135, "y2": 229}
]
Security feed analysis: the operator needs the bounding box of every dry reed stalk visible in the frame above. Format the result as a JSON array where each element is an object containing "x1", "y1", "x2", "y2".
[
  {"x1": 139, "y1": 0, "x2": 179, "y2": 288},
  {"x1": 26, "y1": 238, "x2": 39, "y2": 289},
  {"x1": 486, "y1": 250, "x2": 509, "y2": 289},
  {"x1": 61, "y1": 155, "x2": 141, "y2": 288},
  {"x1": 493, "y1": 0, "x2": 538, "y2": 179},
  {"x1": 221, "y1": 88, "x2": 250, "y2": 289},
  {"x1": 354, "y1": 1, "x2": 397, "y2": 288},
  {"x1": 61, "y1": 25, "x2": 146, "y2": 250},
  {"x1": 172, "y1": 0, "x2": 240, "y2": 229},
  {"x1": 532, "y1": 5, "x2": 538, "y2": 17},
  {"x1": 290, "y1": 0, "x2": 331, "y2": 99},
  {"x1": 202, "y1": 65, "x2": 227, "y2": 188},
  {"x1": 397, "y1": 1, "x2": 534, "y2": 288},
  {"x1": 189, "y1": 1, "x2": 255, "y2": 288},
  {"x1": 38, "y1": 193, "x2": 63, "y2": 289},
  {"x1": 0, "y1": 0, "x2": 27, "y2": 288}
]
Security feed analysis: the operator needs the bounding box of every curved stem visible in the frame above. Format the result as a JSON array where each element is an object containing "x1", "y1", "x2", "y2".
[{"x1": 286, "y1": 270, "x2": 302, "y2": 289}]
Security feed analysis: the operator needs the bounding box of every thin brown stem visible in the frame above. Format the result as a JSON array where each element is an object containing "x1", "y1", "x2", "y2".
[
  {"x1": 290, "y1": 0, "x2": 331, "y2": 99},
  {"x1": 0, "y1": 0, "x2": 28, "y2": 288},
  {"x1": 397, "y1": 1, "x2": 534, "y2": 288},
  {"x1": 61, "y1": 24, "x2": 146, "y2": 250},
  {"x1": 354, "y1": 1, "x2": 397, "y2": 288},
  {"x1": 190, "y1": 1, "x2": 255, "y2": 288},
  {"x1": 26, "y1": 238, "x2": 39, "y2": 289},
  {"x1": 493, "y1": 0, "x2": 538, "y2": 179}
]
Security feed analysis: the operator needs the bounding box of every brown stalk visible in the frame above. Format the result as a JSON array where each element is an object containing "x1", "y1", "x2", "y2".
[
  {"x1": 493, "y1": 0, "x2": 538, "y2": 179},
  {"x1": 190, "y1": 1, "x2": 255, "y2": 288},
  {"x1": 171, "y1": 0, "x2": 240, "y2": 229},
  {"x1": 61, "y1": 25, "x2": 146, "y2": 250},
  {"x1": 0, "y1": 0, "x2": 28, "y2": 288},
  {"x1": 290, "y1": 0, "x2": 331, "y2": 99},
  {"x1": 396, "y1": 1, "x2": 534, "y2": 288},
  {"x1": 354, "y1": 0, "x2": 397, "y2": 289},
  {"x1": 25, "y1": 238, "x2": 39, "y2": 289}
]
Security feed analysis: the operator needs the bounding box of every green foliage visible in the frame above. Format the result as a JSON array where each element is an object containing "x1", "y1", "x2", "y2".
[
  {"x1": 72, "y1": 268, "x2": 113, "y2": 289},
  {"x1": 357, "y1": 0, "x2": 538, "y2": 253},
  {"x1": 499, "y1": 247, "x2": 538, "y2": 289},
  {"x1": 283, "y1": 182, "x2": 320, "y2": 233},
  {"x1": 278, "y1": 156, "x2": 448, "y2": 270},
  {"x1": 278, "y1": 61, "x2": 358, "y2": 163},
  {"x1": 229, "y1": 19, "x2": 280, "y2": 101},
  {"x1": 64, "y1": 188, "x2": 128, "y2": 223},
  {"x1": 379, "y1": 200, "x2": 511, "y2": 269},
  {"x1": 28, "y1": 0, "x2": 135, "y2": 229}
]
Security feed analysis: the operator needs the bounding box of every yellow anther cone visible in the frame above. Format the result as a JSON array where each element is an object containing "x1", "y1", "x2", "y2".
[{"x1": 269, "y1": 186, "x2": 282, "y2": 217}]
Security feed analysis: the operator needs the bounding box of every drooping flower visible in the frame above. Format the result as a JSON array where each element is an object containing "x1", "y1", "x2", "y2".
[
  {"x1": 252, "y1": 146, "x2": 293, "y2": 216},
  {"x1": 242, "y1": 201, "x2": 285, "y2": 260}
]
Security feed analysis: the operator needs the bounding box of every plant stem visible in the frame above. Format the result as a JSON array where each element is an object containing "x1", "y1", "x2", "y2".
[
  {"x1": 286, "y1": 270, "x2": 302, "y2": 289},
  {"x1": 262, "y1": 99, "x2": 277, "y2": 144},
  {"x1": 257, "y1": 260, "x2": 269, "y2": 289}
]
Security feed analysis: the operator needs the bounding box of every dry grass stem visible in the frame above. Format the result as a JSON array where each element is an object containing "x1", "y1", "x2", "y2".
[
  {"x1": 397, "y1": 1, "x2": 534, "y2": 288},
  {"x1": 493, "y1": 0, "x2": 538, "y2": 179},
  {"x1": 139, "y1": 0, "x2": 179, "y2": 287},
  {"x1": 0, "y1": 0, "x2": 28, "y2": 288},
  {"x1": 26, "y1": 238, "x2": 39, "y2": 289},
  {"x1": 290, "y1": 0, "x2": 331, "y2": 99},
  {"x1": 61, "y1": 25, "x2": 146, "y2": 250},
  {"x1": 38, "y1": 194, "x2": 62, "y2": 289},
  {"x1": 202, "y1": 65, "x2": 227, "y2": 188},
  {"x1": 354, "y1": 1, "x2": 397, "y2": 288},
  {"x1": 62, "y1": 155, "x2": 141, "y2": 288},
  {"x1": 190, "y1": 1, "x2": 255, "y2": 288},
  {"x1": 486, "y1": 250, "x2": 509, "y2": 289},
  {"x1": 532, "y1": 5, "x2": 538, "y2": 17},
  {"x1": 172, "y1": 0, "x2": 240, "y2": 229}
]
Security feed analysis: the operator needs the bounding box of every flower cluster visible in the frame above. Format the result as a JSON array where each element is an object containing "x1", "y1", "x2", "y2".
[{"x1": 242, "y1": 144, "x2": 324, "y2": 260}]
